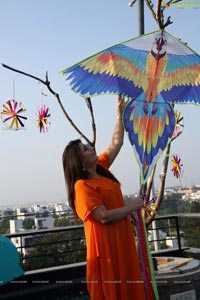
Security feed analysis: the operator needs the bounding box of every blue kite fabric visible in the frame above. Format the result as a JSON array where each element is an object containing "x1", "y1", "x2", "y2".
[
  {"x1": 61, "y1": 29, "x2": 200, "y2": 104},
  {"x1": 0, "y1": 235, "x2": 24, "y2": 286}
]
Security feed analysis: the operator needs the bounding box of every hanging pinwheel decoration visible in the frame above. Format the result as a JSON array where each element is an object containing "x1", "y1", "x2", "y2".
[
  {"x1": 61, "y1": 28, "x2": 200, "y2": 300},
  {"x1": 172, "y1": 110, "x2": 184, "y2": 140},
  {"x1": 36, "y1": 104, "x2": 51, "y2": 133},
  {"x1": 171, "y1": 154, "x2": 183, "y2": 178},
  {"x1": 1, "y1": 99, "x2": 27, "y2": 130}
]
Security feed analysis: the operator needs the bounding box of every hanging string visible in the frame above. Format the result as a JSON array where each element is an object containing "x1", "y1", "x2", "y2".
[
  {"x1": 38, "y1": 81, "x2": 47, "y2": 104},
  {"x1": 13, "y1": 79, "x2": 15, "y2": 100},
  {"x1": 37, "y1": 82, "x2": 50, "y2": 133},
  {"x1": 39, "y1": 82, "x2": 43, "y2": 104}
]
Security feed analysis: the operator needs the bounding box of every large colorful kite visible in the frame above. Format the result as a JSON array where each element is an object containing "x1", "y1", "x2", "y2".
[
  {"x1": 61, "y1": 29, "x2": 200, "y2": 184},
  {"x1": 61, "y1": 29, "x2": 200, "y2": 300}
]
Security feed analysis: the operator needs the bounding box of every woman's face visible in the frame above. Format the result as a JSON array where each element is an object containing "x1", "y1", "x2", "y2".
[{"x1": 79, "y1": 142, "x2": 98, "y2": 168}]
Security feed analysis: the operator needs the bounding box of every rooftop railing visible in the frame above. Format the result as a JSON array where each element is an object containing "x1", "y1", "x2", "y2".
[
  {"x1": 2, "y1": 213, "x2": 200, "y2": 271},
  {"x1": 0, "y1": 213, "x2": 200, "y2": 299}
]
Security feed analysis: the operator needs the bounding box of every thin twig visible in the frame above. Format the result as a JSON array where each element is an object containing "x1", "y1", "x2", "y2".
[
  {"x1": 85, "y1": 97, "x2": 96, "y2": 146},
  {"x1": 144, "y1": 0, "x2": 173, "y2": 29},
  {"x1": 155, "y1": 0, "x2": 164, "y2": 29},
  {"x1": 145, "y1": 0, "x2": 157, "y2": 22}
]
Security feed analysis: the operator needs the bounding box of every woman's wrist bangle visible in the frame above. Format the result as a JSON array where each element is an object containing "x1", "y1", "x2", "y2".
[{"x1": 116, "y1": 116, "x2": 122, "y2": 120}]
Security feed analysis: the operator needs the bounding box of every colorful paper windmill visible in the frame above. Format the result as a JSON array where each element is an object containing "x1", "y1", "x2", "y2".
[
  {"x1": 172, "y1": 110, "x2": 184, "y2": 140},
  {"x1": 1, "y1": 99, "x2": 27, "y2": 130},
  {"x1": 171, "y1": 154, "x2": 183, "y2": 178},
  {"x1": 36, "y1": 104, "x2": 51, "y2": 133}
]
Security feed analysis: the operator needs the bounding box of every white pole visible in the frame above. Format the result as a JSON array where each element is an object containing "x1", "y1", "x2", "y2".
[{"x1": 151, "y1": 182, "x2": 161, "y2": 251}]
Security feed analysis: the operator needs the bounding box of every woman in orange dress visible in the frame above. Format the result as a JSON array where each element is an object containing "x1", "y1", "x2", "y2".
[{"x1": 62, "y1": 95, "x2": 146, "y2": 300}]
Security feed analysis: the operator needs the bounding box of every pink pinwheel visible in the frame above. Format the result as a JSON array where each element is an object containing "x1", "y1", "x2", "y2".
[
  {"x1": 36, "y1": 104, "x2": 51, "y2": 133},
  {"x1": 171, "y1": 154, "x2": 183, "y2": 178}
]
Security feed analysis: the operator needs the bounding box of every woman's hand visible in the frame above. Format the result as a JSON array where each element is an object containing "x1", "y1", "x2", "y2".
[
  {"x1": 129, "y1": 195, "x2": 144, "y2": 212},
  {"x1": 117, "y1": 95, "x2": 126, "y2": 118},
  {"x1": 91, "y1": 195, "x2": 144, "y2": 224}
]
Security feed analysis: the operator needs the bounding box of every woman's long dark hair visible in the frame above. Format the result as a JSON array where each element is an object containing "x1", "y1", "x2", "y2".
[{"x1": 62, "y1": 139, "x2": 119, "y2": 212}]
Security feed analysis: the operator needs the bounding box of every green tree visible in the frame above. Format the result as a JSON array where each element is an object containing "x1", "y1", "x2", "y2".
[
  {"x1": 23, "y1": 218, "x2": 34, "y2": 230},
  {"x1": 54, "y1": 217, "x2": 71, "y2": 227},
  {"x1": 23, "y1": 229, "x2": 86, "y2": 271},
  {"x1": 0, "y1": 219, "x2": 10, "y2": 234}
]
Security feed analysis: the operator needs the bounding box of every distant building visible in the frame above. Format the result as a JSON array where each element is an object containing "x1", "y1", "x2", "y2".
[
  {"x1": 34, "y1": 216, "x2": 54, "y2": 230},
  {"x1": 148, "y1": 230, "x2": 167, "y2": 243},
  {"x1": 33, "y1": 204, "x2": 49, "y2": 215},
  {"x1": 1, "y1": 208, "x2": 15, "y2": 219},
  {"x1": 10, "y1": 219, "x2": 24, "y2": 233},
  {"x1": 178, "y1": 185, "x2": 199, "y2": 195},
  {"x1": 164, "y1": 189, "x2": 177, "y2": 197},
  {"x1": 10, "y1": 216, "x2": 54, "y2": 257},
  {"x1": 164, "y1": 185, "x2": 200, "y2": 203},
  {"x1": 182, "y1": 190, "x2": 200, "y2": 202},
  {"x1": 53, "y1": 202, "x2": 71, "y2": 216},
  {"x1": 166, "y1": 231, "x2": 185, "y2": 248},
  {"x1": 16, "y1": 207, "x2": 35, "y2": 220}
]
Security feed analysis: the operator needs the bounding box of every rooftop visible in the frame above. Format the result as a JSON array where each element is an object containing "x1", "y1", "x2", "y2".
[{"x1": 0, "y1": 213, "x2": 200, "y2": 299}]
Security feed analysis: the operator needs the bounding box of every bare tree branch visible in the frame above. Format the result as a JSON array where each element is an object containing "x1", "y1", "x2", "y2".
[
  {"x1": 145, "y1": 142, "x2": 171, "y2": 225},
  {"x1": 85, "y1": 97, "x2": 96, "y2": 147},
  {"x1": 155, "y1": 0, "x2": 164, "y2": 28},
  {"x1": 2, "y1": 63, "x2": 96, "y2": 146},
  {"x1": 144, "y1": 0, "x2": 173, "y2": 29},
  {"x1": 145, "y1": 0, "x2": 157, "y2": 22}
]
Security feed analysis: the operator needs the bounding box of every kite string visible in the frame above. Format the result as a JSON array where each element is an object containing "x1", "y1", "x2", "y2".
[{"x1": 136, "y1": 182, "x2": 159, "y2": 299}]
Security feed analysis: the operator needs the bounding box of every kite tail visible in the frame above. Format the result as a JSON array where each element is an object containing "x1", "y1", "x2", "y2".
[{"x1": 135, "y1": 187, "x2": 159, "y2": 300}]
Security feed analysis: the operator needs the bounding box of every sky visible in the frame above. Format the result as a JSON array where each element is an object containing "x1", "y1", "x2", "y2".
[{"x1": 0, "y1": 0, "x2": 200, "y2": 208}]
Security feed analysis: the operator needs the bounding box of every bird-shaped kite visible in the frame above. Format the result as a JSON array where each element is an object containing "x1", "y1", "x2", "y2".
[{"x1": 61, "y1": 29, "x2": 200, "y2": 185}]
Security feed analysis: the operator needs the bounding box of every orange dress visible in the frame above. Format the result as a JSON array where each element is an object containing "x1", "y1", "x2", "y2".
[{"x1": 74, "y1": 151, "x2": 146, "y2": 300}]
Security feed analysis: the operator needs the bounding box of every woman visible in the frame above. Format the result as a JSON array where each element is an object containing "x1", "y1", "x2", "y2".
[{"x1": 62, "y1": 95, "x2": 146, "y2": 300}]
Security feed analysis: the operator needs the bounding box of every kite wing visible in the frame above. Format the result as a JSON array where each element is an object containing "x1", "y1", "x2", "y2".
[
  {"x1": 61, "y1": 30, "x2": 200, "y2": 106},
  {"x1": 160, "y1": 36, "x2": 200, "y2": 104},
  {"x1": 61, "y1": 42, "x2": 148, "y2": 98}
]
